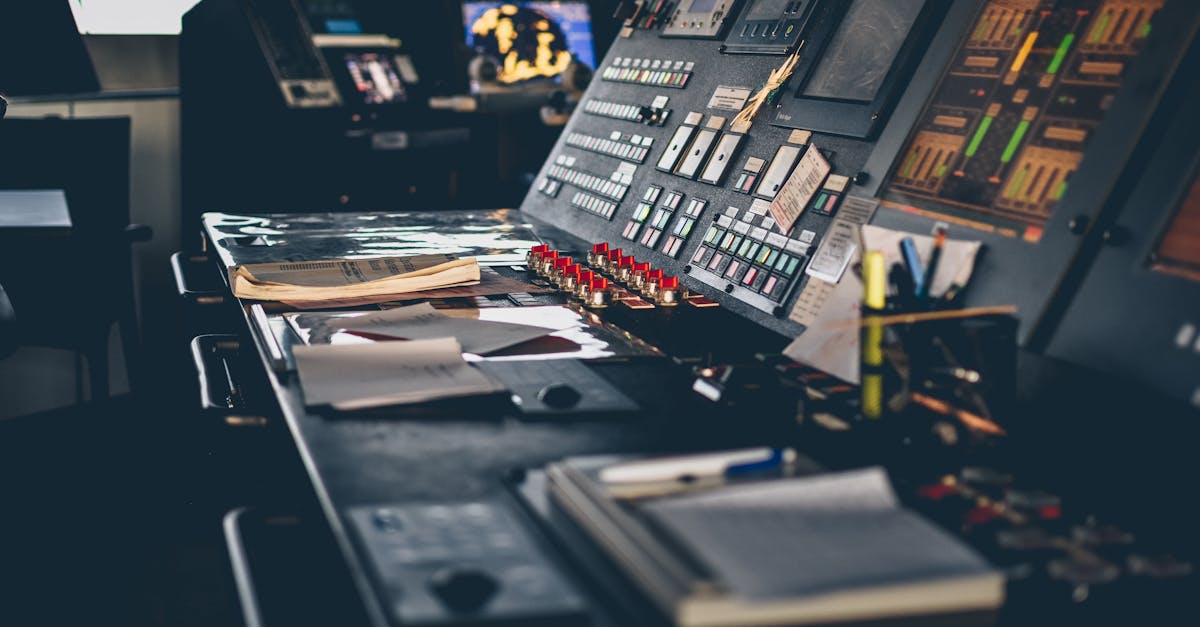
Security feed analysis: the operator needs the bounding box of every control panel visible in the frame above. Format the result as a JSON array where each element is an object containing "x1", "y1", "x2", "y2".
[
  {"x1": 520, "y1": 0, "x2": 1195, "y2": 345},
  {"x1": 521, "y1": 0, "x2": 973, "y2": 336}
]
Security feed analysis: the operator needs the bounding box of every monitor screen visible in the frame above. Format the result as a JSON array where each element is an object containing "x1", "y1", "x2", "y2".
[
  {"x1": 462, "y1": 1, "x2": 594, "y2": 84},
  {"x1": 882, "y1": 0, "x2": 1165, "y2": 242},
  {"x1": 344, "y1": 53, "x2": 407, "y2": 104},
  {"x1": 1152, "y1": 172, "x2": 1200, "y2": 282},
  {"x1": 801, "y1": 0, "x2": 925, "y2": 103}
]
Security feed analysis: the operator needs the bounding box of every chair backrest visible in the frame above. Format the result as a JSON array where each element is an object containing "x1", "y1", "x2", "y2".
[{"x1": 0, "y1": 116, "x2": 131, "y2": 236}]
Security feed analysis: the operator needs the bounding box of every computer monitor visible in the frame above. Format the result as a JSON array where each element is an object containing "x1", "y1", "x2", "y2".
[
  {"x1": 774, "y1": 0, "x2": 947, "y2": 138},
  {"x1": 1046, "y1": 62, "x2": 1200, "y2": 408},
  {"x1": 461, "y1": 1, "x2": 595, "y2": 84},
  {"x1": 342, "y1": 52, "x2": 408, "y2": 105},
  {"x1": 860, "y1": 0, "x2": 1198, "y2": 346}
]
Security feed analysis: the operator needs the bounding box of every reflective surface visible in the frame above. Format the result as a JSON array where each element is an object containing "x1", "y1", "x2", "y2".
[
  {"x1": 203, "y1": 210, "x2": 543, "y2": 268},
  {"x1": 284, "y1": 304, "x2": 662, "y2": 361}
]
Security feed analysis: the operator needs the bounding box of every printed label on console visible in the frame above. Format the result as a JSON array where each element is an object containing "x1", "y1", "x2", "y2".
[
  {"x1": 769, "y1": 144, "x2": 831, "y2": 234},
  {"x1": 707, "y1": 86, "x2": 753, "y2": 111}
]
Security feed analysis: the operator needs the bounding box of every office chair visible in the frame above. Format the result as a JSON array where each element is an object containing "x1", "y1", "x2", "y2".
[{"x1": 0, "y1": 116, "x2": 150, "y2": 399}]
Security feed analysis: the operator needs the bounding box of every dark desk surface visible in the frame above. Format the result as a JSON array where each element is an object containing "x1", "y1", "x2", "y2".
[
  {"x1": 202, "y1": 210, "x2": 752, "y2": 627},
  {"x1": 0, "y1": 189, "x2": 72, "y2": 234},
  {"x1": 201, "y1": 210, "x2": 1200, "y2": 627}
]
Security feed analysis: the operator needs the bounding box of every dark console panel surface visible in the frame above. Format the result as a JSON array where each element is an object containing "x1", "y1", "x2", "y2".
[{"x1": 197, "y1": 1, "x2": 1200, "y2": 626}]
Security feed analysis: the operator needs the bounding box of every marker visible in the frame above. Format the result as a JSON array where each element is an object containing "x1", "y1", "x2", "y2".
[
  {"x1": 917, "y1": 226, "x2": 948, "y2": 303},
  {"x1": 862, "y1": 250, "x2": 886, "y2": 419},
  {"x1": 889, "y1": 262, "x2": 914, "y2": 304},
  {"x1": 599, "y1": 447, "x2": 797, "y2": 484},
  {"x1": 899, "y1": 237, "x2": 924, "y2": 298}
]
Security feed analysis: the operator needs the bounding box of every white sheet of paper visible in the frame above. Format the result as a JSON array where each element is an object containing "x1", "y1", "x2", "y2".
[
  {"x1": 784, "y1": 225, "x2": 983, "y2": 384},
  {"x1": 805, "y1": 196, "x2": 877, "y2": 283},
  {"x1": 292, "y1": 337, "x2": 504, "y2": 410},
  {"x1": 331, "y1": 302, "x2": 553, "y2": 355}
]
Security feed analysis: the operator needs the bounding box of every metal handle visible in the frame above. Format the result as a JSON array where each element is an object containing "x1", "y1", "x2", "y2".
[
  {"x1": 189, "y1": 334, "x2": 268, "y2": 428},
  {"x1": 171, "y1": 251, "x2": 226, "y2": 305},
  {"x1": 223, "y1": 508, "x2": 268, "y2": 627}
]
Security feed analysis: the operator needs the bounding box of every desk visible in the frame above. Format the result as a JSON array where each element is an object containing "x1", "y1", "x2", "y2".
[
  {"x1": 199, "y1": 210, "x2": 771, "y2": 627},
  {"x1": 198, "y1": 210, "x2": 1198, "y2": 627},
  {"x1": 0, "y1": 189, "x2": 72, "y2": 236}
]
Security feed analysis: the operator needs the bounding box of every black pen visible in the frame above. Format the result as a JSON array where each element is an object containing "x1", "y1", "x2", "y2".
[{"x1": 918, "y1": 226, "x2": 947, "y2": 305}]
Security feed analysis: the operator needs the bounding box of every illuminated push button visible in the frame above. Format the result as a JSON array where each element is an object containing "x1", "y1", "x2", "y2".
[
  {"x1": 574, "y1": 270, "x2": 594, "y2": 299},
  {"x1": 656, "y1": 276, "x2": 682, "y2": 306},
  {"x1": 589, "y1": 242, "x2": 610, "y2": 266},
  {"x1": 586, "y1": 277, "x2": 612, "y2": 308},
  {"x1": 616, "y1": 256, "x2": 636, "y2": 282},
  {"x1": 761, "y1": 275, "x2": 778, "y2": 296}
]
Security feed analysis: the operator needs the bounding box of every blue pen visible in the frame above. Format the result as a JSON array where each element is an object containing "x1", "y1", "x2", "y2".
[
  {"x1": 899, "y1": 237, "x2": 924, "y2": 298},
  {"x1": 725, "y1": 448, "x2": 797, "y2": 476}
]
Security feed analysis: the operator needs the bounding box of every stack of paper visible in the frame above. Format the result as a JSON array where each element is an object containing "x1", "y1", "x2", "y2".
[
  {"x1": 328, "y1": 303, "x2": 553, "y2": 355},
  {"x1": 292, "y1": 337, "x2": 504, "y2": 410},
  {"x1": 230, "y1": 254, "x2": 480, "y2": 308},
  {"x1": 546, "y1": 460, "x2": 1004, "y2": 627}
]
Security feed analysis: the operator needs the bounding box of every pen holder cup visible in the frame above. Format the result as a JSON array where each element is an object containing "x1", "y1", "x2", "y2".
[{"x1": 875, "y1": 313, "x2": 1018, "y2": 424}]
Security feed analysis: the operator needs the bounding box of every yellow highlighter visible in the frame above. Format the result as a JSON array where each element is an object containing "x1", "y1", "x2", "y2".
[{"x1": 862, "y1": 251, "x2": 886, "y2": 419}]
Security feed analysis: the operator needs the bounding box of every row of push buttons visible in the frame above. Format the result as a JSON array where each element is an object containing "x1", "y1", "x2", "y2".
[
  {"x1": 565, "y1": 131, "x2": 652, "y2": 164},
  {"x1": 602, "y1": 57, "x2": 694, "y2": 89}
]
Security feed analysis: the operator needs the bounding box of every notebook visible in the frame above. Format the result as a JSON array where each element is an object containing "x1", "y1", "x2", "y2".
[{"x1": 547, "y1": 460, "x2": 1003, "y2": 626}]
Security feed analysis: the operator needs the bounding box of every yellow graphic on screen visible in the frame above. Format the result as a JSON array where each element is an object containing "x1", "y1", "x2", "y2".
[{"x1": 470, "y1": 4, "x2": 573, "y2": 83}]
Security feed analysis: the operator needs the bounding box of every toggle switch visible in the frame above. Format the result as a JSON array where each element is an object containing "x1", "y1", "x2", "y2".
[
  {"x1": 574, "y1": 270, "x2": 594, "y2": 299},
  {"x1": 656, "y1": 276, "x2": 682, "y2": 306},
  {"x1": 586, "y1": 277, "x2": 612, "y2": 308},
  {"x1": 526, "y1": 244, "x2": 549, "y2": 266},
  {"x1": 589, "y1": 242, "x2": 610, "y2": 266},
  {"x1": 605, "y1": 248, "x2": 624, "y2": 273},
  {"x1": 559, "y1": 263, "x2": 581, "y2": 290},
  {"x1": 538, "y1": 250, "x2": 560, "y2": 276},
  {"x1": 617, "y1": 255, "x2": 636, "y2": 282},
  {"x1": 630, "y1": 262, "x2": 652, "y2": 290},
  {"x1": 642, "y1": 268, "x2": 665, "y2": 298}
]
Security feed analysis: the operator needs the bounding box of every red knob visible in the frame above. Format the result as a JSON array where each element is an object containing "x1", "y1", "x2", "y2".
[
  {"x1": 619, "y1": 255, "x2": 635, "y2": 268},
  {"x1": 591, "y1": 277, "x2": 609, "y2": 290},
  {"x1": 544, "y1": 250, "x2": 559, "y2": 260},
  {"x1": 578, "y1": 270, "x2": 594, "y2": 283},
  {"x1": 633, "y1": 262, "x2": 651, "y2": 272},
  {"x1": 563, "y1": 263, "x2": 580, "y2": 276},
  {"x1": 607, "y1": 248, "x2": 623, "y2": 262},
  {"x1": 661, "y1": 276, "x2": 679, "y2": 288},
  {"x1": 647, "y1": 269, "x2": 664, "y2": 280},
  {"x1": 554, "y1": 256, "x2": 572, "y2": 268},
  {"x1": 592, "y1": 242, "x2": 610, "y2": 254},
  {"x1": 532, "y1": 244, "x2": 549, "y2": 253}
]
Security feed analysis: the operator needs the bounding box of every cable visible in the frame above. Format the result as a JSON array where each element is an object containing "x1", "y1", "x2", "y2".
[{"x1": 730, "y1": 43, "x2": 804, "y2": 133}]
